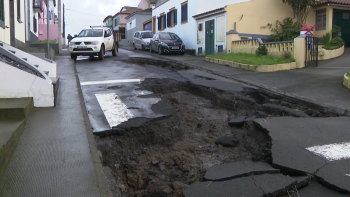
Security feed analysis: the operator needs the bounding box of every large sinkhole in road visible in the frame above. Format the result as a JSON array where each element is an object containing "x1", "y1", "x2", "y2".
[{"x1": 94, "y1": 78, "x2": 339, "y2": 197}]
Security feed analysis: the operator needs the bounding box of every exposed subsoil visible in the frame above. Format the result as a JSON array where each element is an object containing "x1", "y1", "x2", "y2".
[{"x1": 95, "y1": 78, "x2": 338, "y2": 197}]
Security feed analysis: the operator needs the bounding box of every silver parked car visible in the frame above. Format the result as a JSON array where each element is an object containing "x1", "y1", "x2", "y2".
[{"x1": 133, "y1": 31, "x2": 154, "y2": 50}]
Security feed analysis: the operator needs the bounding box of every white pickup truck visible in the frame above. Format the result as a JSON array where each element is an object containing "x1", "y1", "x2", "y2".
[{"x1": 69, "y1": 26, "x2": 118, "y2": 60}]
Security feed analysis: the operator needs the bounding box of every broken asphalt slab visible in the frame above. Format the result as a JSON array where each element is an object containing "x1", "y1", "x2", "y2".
[
  {"x1": 183, "y1": 174, "x2": 296, "y2": 197},
  {"x1": 204, "y1": 161, "x2": 279, "y2": 181},
  {"x1": 254, "y1": 117, "x2": 350, "y2": 193},
  {"x1": 288, "y1": 181, "x2": 348, "y2": 197}
]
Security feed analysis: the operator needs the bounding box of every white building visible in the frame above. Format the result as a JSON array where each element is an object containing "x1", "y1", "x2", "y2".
[
  {"x1": 0, "y1": 0, "x2": 26, "y2": 47},
  {"x1": 152, "y1": 0, "x2": 250, "y2": 55}
]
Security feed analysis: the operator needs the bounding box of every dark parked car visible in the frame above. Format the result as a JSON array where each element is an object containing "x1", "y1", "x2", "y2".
[{"x1": 149, "y1": 32, "x2": 185, "y2": 55}]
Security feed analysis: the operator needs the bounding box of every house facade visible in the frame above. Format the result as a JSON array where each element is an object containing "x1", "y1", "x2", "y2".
[
  {"x1": 0, "y1": 0, "x2": 26, "y2": 47},
  {"x1": 37, "y1": 0, "x2": 58, "y2": 42},
  {"x1": 103, "y1": 15, "x2": 113, "y2": 28},
  {"x1": 152, "y1": 0, "x2": 251, "y2": 55},
  {"x1": 125, "y1": 8, "x2": 152, "y2": 43},
  {"x1": 137, "y1": 0, "x2": 157, "y2": 10}
]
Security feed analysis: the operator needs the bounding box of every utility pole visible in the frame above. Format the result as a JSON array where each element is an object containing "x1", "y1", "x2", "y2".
[
  {"x1": 47, "y1": 1, "x2": 50, "y2": 59},
  {"x1": 63, "y1": 3, "x2": 65, "y2": 46},
  {"x1": 58, "y1": 0, "x2": 62, "y2": 54}
]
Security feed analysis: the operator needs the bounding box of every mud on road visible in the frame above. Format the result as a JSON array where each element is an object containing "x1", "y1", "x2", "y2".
[{"x1": 94, "y1": 78, "x2": 338, "y2": 197}]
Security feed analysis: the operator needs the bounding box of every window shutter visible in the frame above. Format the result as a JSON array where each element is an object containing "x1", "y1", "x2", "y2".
[
  {"x1": 174, "y1": 9, "x2": 177, "y2": 25},
  {"x1": 181, "y1": 5, "x2": 185, "y2": 22},
  {"x1": 157, "y1": 17, "x2": 161, "y2": 30},
  {"x1": 163, "y1": 15, "x2": 166, "y2": 29},
  {"x1": 167, "y1": 12, "x2": 170, "y2": 27},
  {"x1": 17, "y1": 0, "x2": 21, "y2": 20},
  {"x1": 184, "y1": 4, "x2": 188, "y2": 22}
]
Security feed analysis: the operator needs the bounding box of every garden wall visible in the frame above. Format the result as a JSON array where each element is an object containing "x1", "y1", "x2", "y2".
[{"x1": 318, "y1": 45, "x2": 344, "y2": 60}]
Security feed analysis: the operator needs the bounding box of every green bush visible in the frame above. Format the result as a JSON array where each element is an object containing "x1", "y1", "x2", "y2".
[
  {"x1": 270, "y1": 17, "x2": 302, "y2": 41},
  {"x1": 321, "y1": 32, "x2": 331, "y2": 45},
  {"x1": 282, "y1": 51, "x2": 292, "y2": 59},
  {"x1": 347, "y1": 71, "x2": 350, "y2": 77},
  {"x1": 332, "y1": 25, "x2": 341, "y2": 38},
  {"x1": 37, "y1": 40, "x2": 56, "y2": 44},
  {"x1": 256, "y1": 45, "x2": 268, "y2": 56},
  {"x1": 324, "y1": 37, "x2": 344, "y2": 50}
]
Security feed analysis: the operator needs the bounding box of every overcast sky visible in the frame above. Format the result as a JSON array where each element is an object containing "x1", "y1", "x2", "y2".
[{"x1": 61, "y1": 0, "x2": 140, "y2": 40}]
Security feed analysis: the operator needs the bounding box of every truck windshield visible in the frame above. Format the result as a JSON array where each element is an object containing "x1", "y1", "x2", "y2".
[{"x1": 78, "y1": 29, "x2": 103, "y2": 37}]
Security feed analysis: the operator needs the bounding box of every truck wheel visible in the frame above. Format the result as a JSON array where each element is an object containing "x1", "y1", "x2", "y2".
[
  {"x1": 142, "y1": 44, "x2": 145, "y2": 50},
  {"x1": 150, "y1": 45, "x2": 153, "y2": 53},
  {"x1": 158, "y1": 46, "x2": 163, "y2": 55},
  {"x1": 99, "y1": 45, "x2": 105, "y2": 60},
  {"x1": 112, "y1": 44, "x2": 117, "y2": 56},
  {"x1": 71, "y1": 54, "x2": 77, "y2": 60},
  {"x1": 133, "y1": 43, "x2": 137, "y2": 50}
]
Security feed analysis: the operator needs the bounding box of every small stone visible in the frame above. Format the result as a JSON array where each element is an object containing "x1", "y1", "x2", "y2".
[
  {"x1": 152, "y1": 161, "x2": 159, "y2": 165},
  {"x1": 115, "y1": 164, "x2": 120, "y2": 170},
  {"x1": 215, "y1": 136, "x2": 239, "y2": 147},
  {"x1": 228, "y1": 116, "x2": 247, "y2": 127}
]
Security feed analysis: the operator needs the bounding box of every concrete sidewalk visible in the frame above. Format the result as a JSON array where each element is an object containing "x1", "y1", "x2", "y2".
[
  {"x1": 0, "y1": 56, "x2": 110, "y2": 196},
  {"x1": 122, "y1": 46, "x2": 350, "y2": 112}
]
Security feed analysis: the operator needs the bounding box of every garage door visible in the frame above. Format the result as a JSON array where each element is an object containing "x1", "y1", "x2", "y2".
[{"x1": 333, "y1": 9, "x2": 350, "y2": 47}]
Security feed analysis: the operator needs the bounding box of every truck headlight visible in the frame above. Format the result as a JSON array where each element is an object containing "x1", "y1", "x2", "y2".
[
  {"x1": 90, "y1": 41, "x2": 99, "y2": 45},
  {"x1": 69, "y1": 42, "x2": 74, "y2": 46},
  {"x1": 161, "y1": 42, "x2": 168, "y2": 47}
]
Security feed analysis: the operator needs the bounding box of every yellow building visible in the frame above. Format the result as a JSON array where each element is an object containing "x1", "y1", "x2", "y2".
[
  {"x1": 222, "y1": 0, "x2": 350, "y2": 54},
  {"x1": 0, "y1": 0, "x2": 26, "y2": 47}
]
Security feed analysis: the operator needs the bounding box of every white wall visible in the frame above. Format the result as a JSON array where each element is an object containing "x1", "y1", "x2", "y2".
[
  {"x1": 15, "y1": 0, "x2": 26, "y2": 44},
  {"x1": 0, "y1": 62, "x2": 54, "y2": 107},
  {"x1": 152, "y1": 0, "x2": 197, "y2": 50},
  {"x1": 196, "y1": 13, "x2": 227, "y2": 56}
]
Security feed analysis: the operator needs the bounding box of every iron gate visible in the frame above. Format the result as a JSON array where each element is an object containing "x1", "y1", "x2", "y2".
[{"x1": 305, "y1": 35, "x2": 319, "y2": 67}]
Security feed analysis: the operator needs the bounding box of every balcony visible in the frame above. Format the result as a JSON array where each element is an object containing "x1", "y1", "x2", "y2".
[{"x1": 33, "y1": 0, "x2": 43, "y2": 13}]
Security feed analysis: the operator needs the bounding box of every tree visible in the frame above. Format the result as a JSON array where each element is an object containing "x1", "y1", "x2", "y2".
[{"x1": 282, "y1": 0, "x2": 320, "y2": 23}]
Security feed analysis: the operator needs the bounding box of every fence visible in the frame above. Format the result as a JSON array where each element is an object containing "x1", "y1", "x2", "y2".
[{"x1": 231, "y1": 38, "x2": 294, "y2": 57}]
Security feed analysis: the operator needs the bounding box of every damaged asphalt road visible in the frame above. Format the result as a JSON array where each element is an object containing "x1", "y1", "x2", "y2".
[
  {"x1": 254, "y1": 117, "x2": 350, "y2": 193},
  {"x1": 75, "y1": 49, "x2": 350, "y2": 196}
]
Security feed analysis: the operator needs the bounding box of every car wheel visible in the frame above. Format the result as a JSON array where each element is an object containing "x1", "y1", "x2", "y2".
[
  {"x1": 133, "y1": 43, "x2": 137, "y2": 50},
  {"x1": 158, "y1": 46, "x2": 163, "y2": 55},
  {"x1": 112, "y1": 43, "x2": 117, "y2": 56},
  {"x1": 142, "y1": 44, "x2": 145, "y2": 50},
  {"x1": 149, "y1": 45, "x2": 153, "y2": 53},
  {"x1": 99, "y1": 45, "x2": 105, "y2": 60}
]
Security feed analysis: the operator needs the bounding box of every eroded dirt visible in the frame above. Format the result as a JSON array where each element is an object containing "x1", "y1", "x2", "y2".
[{"x1": 95, "y1": 78, "x2": 338, "y2": 197}]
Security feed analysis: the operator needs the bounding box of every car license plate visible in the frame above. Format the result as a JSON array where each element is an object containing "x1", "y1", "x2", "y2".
[
  {"x1": 172, "y1": 46, "x2": 179, "y2": 49},
  {"x1": 77, "y1": 46, "x2": 87, "y2": 49}
]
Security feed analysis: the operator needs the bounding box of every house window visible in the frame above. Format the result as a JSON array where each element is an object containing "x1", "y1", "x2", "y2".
[
  {"x1": 143, "y1": 20, "x2": 152, "y2": 31},
  {"x1": 0, "y1": 0, "x2": 4, "y2": 28},
  {"x1": 181, "y1": 1, "x2": 188, "y2": 24},
  {"x1": 167, "y1": 8, "x2": 177, "y2": 28},
  {"x1": 316, "y1": 9, "x2": 326, "y2": 31},
  {"x1": 17, "y1": 0, "x2": 21, "y2": 21},
  {"x1": 115, "y1": 17, "x2": 120, "y2": 26},
  {"x1": 158, "y1": 14, "x2": 166, "y2": 31}
]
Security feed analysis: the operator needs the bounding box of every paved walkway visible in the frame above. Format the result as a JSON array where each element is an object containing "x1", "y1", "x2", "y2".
[
  {"x1": 122, "y1": 45, "x2": 350, "y2": 111},
  {"x1": 0, "y1": 56, "x2": 110, "y2": 196}
]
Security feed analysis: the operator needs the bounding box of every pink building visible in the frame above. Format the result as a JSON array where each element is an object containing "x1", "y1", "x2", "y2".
[{"x1": 38, "y1": 0, "x2": 58, "y2": 42}]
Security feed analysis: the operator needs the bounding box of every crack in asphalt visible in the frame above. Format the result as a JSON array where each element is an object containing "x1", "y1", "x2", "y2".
[
  {"x1": 315, "y1": 162, "x2": 331, "y2": 175},
  {"x1": 251, "y1": 175, "x2": 265, "y2": 195}
]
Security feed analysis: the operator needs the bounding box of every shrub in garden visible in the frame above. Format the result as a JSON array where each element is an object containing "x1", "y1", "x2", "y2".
[
  {"x1": 256, "y1": 45, "x2": 268, "y2": 56},
  {"x1": 270, "y1": 17, "x2": 302, "y2": 41},
  {"x1": 324, "y1": 37, "x2": 344, "y2": 50},
  {"x1": 347, "y1": 71, "x2": 350, "y2": 77},
  {"x1": 332, "y1": 25, "x2": 341, "y2": 38},
  {"x1": 282, "y1": 51, "x2": 292, "y2": 59},
  {"x1": 321, "y1": 33, "x2": 331, "y2": 45}
]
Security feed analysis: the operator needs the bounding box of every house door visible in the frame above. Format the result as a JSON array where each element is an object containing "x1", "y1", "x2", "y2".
[
  {"x1": 205, "y1": 20, "x2": 215, "y2": 55},
  {"x1": 333, "y1": 9, "x2": 350, "y2": 47}
]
